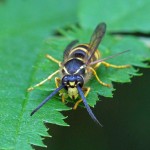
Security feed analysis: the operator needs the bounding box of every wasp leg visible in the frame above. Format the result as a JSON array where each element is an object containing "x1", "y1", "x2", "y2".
[
  {"x1": 46, "y1": 54, "x2": 61, "y2": 67},
  {"x1": 55, "y1": 77, "x2": 61, "y2": 88},
  {"x1": 28, "y1": 70, "x2": 60, "y2": 92},
  {"x1": 55, "y1": 77, "x2": 65, "y2": 103},
  {"x1": 89, "y1": 67, "x2": 111, "y2": 87},
  {"x1": 102, "y1": 61, "x2": 130, "y2": 69},
  {"x1": 73, "y1": 87, "x2": 91, "y2": 110}
]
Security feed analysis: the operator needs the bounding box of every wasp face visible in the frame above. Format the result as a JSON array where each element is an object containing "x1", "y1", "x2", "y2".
[
  {"x1": 62, "y1": 75, "x2": 84, "y2": 99},
  {"x1": 62, "y1": 75, "x2": 84, "y2": 87}
]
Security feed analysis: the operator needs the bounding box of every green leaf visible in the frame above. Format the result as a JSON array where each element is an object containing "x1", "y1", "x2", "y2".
[
  {"x1": 0, "y1": 0, "x2": 150, "y2": 149},
  {"x1": 0, "y1": 0, "x2": 77, "y2": 149},
  {"x1": 79, "y1": 0, "x2": 150, "y2": 32}
]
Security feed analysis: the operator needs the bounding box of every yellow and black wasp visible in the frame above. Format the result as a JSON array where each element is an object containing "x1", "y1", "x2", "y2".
[{"x1": 28, "y1": 22, "x2": 130, "y2": 126}]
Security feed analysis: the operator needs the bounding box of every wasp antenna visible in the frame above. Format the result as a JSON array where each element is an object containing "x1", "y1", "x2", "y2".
[
  {"x1": 30, "y1": 85, "x2": 64, "y2": 116},
  {"x1": 89, "y1": 50, "x2": 130, "y2": 66},
  {"x1": 77, "y1": 85, "x2": 103, "y2": 127}
]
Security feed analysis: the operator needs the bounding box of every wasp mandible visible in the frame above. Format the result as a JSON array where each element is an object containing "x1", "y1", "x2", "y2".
[{"x1": 28, "y1": 22, "x2": 130, "y2": 126}]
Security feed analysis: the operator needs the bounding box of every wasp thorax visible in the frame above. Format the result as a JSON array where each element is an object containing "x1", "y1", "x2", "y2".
[{"x1": 62, "y1": 75, "x2": 84, "y2": 88}]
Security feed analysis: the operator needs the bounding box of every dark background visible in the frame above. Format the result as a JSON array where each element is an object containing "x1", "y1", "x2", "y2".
[{"x1": 36, "y1": 68, "x2": 150, "y2": 150}]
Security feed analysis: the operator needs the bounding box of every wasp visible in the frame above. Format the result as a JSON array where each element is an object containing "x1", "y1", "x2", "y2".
[{"x1": 28, "y1": 22, "x2": 130, "y2": 126}]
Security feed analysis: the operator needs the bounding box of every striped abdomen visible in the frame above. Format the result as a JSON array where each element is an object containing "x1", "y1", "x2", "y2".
[{"x1": 63, "y1": 44, "x2": 101, "y2": 68}]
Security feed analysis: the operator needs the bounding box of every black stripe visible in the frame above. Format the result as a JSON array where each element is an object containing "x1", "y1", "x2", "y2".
[
  {"x1": 70, "y1": 49, "x2": 86, "y2": 59},
  {"x1": 69, "y1": 44, "x2": 89, "y2": 60}
]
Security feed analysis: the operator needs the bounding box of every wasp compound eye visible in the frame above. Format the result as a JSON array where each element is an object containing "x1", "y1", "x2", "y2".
[
  {"x1": 62, "y1": 75, "x2": 68, "y2": 85},
  {"x1": 76, "y1": 75, "x2": 84, "y2": 87},
  {"x1": 62, "y1": 76, "x2": 68, "y2": 82}
]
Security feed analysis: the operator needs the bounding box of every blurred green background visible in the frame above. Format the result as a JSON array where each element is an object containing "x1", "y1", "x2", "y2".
[{"x1": 0, "y1": 0, "x2": 150, "y2": 150}]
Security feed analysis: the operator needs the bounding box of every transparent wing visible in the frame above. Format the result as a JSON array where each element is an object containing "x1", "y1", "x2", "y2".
[
  {"x1": 63, "y1": 40, "x2": 79, "y2": 61},
  {"x1": 86, "y1": 22, "x2": 106, "y2": 64}
]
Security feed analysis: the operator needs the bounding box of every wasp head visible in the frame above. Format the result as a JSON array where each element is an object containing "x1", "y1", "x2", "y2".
[
  {"x1": 62, "y1": 75, "x2": 84, "y2": 88},
  {"x1": 62, "y1": 75, "x2": 84, "y2": 99}
]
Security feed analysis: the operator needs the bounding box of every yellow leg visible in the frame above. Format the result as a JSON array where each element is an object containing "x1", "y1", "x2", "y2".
[
  {"x1": 102, "y1": 61, "x2": 130, "y2": 69},
  {"x1": 73, "y1": 87, "x2": 90, "y2": 110},
  {"x1": 62, "y1": 95, "x2": 65, "y2": 103},
  {"x1": 28, "y1": 70, "x2": 60, "y2": 92},
  {"x1": 89, "y1": 67, "x2": 111, "y2": 87},
  {"x1": 46, "y1": 54, "x2": 61, "y2": 67},
  {"x1": 55, "y1": 77, "x2": 61, "y2": 88},
  {"x1": 55, "y1": 77, "x2": 65, "y2": 103}
]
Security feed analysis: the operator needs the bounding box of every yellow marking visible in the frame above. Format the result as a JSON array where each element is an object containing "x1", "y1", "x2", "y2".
[
  {"x1": 76, "y1": 57, "x2": 85, "y2": 62},
  {"x1": 88, "y1": 67, "x2": 111, "y2": 87},
  {"x1": 90, "y1": 50, "x2": 101, "y2": 69},
  {"x1": 55, "y1": 77, "x2": 66, "y2": 103},
  {"x1": 27, "y1": 70, "x2": 60, "y2": 92},
  {"x1": 67, "y1": 57, "x2": 84, "y2": 62},
  {"x1": 74, "y1": 68, "x2": 81, "y2": 74},
  {"x1": 46, "y1": 54, "x2": 61, "y2": 67},
  {"x1": 69, "y1": 82, "x2": 75, "y2": 86},
  {"x1": 55, "y1": 77, "x2": 60, "y2": 88},
  {"x1": 68, "y1": 87, "x2": 78, "y2": 99},
  {"x1": 63, "y1": 66, "x2": 70, "y2": 75},
  {"x1": 74, "y1": 64, "x2": 87, "y2": 74},
  {"x1": 69, "y1": 46, "x2": 89, "y2": 56},
  {"x1": 67, "y1": 57, "x2": 85, "y2": 62},
  {"x1": 62, "y1": 95, "x2": 65, "y2": 103},
  {"x1": 93, "y1": 62, "x2": 101, "y2": 69},
  {"x1": 78, "y1": 44, "x2": 89, "y2": 47},
  {"x1": 94, "y1": 50, "x2": 100, "y2": 59},
  {"x1": 73, "y1": 87, "x2": 91, "y2": 110},
  {"x1": 66, "y1": 58, "x2": 73, "y2": 62},
  {"x1": 101, "y1": 61, "x2": 130, "y2": 69}
]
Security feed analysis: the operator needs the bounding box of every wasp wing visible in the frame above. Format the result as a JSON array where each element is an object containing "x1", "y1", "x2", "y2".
[
  {"x1": 86, "y1": 22, "x2": 106, "y2": 65},
  {"x1": 63, "y1": 40, "x2": 79, "y2": 61}
]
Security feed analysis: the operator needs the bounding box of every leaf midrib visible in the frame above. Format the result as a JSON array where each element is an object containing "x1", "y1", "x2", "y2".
[{"x1": 14, "y1": 50, "x2": 42, "y2": 147}]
